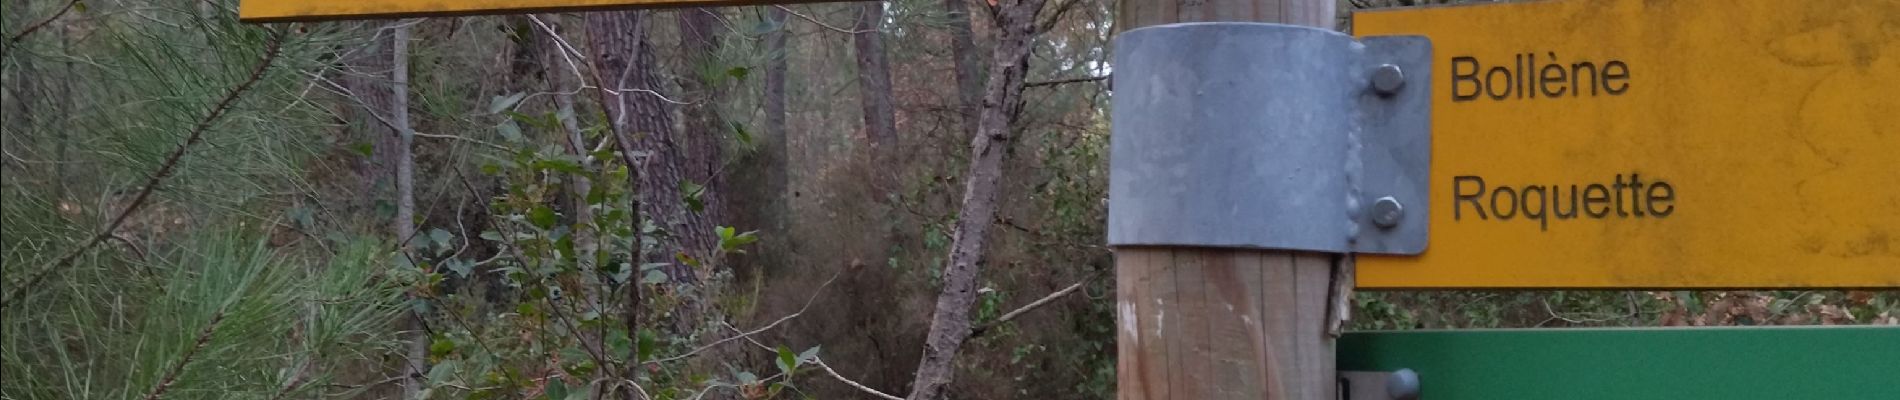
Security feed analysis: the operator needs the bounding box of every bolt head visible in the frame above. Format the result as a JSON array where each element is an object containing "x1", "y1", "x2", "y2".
[
  {"x1": 1370, "y1": 196, "x2": 1404, "y2": 229},
  {"x1": 1372, "y1": 64, "x2": 1405, "y2": 95},
  {"x1": 1386, "y1": 368, "x2": 1420, "y2": 400}
]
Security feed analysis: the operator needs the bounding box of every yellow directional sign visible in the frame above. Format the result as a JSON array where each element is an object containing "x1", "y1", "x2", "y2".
[
  {"x1": 240, "y1": 0, "x2": 822, "y2": 22},
  {"x1": 1353, "y1": 0, "x2": 1900, "y2": 288}
]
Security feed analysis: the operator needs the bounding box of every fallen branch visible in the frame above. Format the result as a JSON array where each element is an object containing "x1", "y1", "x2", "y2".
[{"x1": 1, "y1": 29, "x2": 290, "y2": 308}]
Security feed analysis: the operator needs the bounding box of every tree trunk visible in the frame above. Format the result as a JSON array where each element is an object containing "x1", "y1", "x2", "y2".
[
  {"x1": 586, "y1": 10, "x2": 715, "y2": 276},
  {"x1": 942, "y1": 0, "x2": 984, "y2": 138},
  {"x1": 676, "y1": 7, "x2": 727, "y2": 223},
  {"x1": 904, "y1": 0, "x2": 1046, "y2": 399},
  {"x1": 763, "y1": 6, "x2": 790, "y2": 234},
  {"x1": 853, "y1": 1, "x2": 898, "y2": 163},
  {"x1": 339, "y1": 27, "x2": 398, "y2": 222},
  {"x1": 389, "y1": 23, "x2": 427, "y2": 400}
]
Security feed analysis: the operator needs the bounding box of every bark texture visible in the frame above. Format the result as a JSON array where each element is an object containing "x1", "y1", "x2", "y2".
[{"x1": 904, "y1": 0, "x2": 1047, "y2": 398}]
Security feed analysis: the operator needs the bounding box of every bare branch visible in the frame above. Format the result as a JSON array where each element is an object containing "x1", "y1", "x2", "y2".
[
  {"x1": 775, "y1": 5, "x2": 873, "y2": 34},
  {"x1": 970, "y1": 272, "x2": 1100, "y2": 337},
  {"x1": 644, "y1": 270, "x2": 843, "y2": 365},
  {"x1": 2, "y1": 30, "x2": 290, "y2": 308},
  {"x1": 413, "y1": 131, "x2": 511, "y2": 152},
  {"x1": 1024, "y1": 74, "x2": 1108, "y2": 88},
  {"x1": 721, "y1": 323, "x2": 904, "y2": 400}
]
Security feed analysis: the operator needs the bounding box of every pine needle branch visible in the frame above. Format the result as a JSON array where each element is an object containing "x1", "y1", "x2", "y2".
[
  {"x1": 1, "y1": 29, "x2": 290, "y2": 308},
  {"x1": 4, "y1": 0, "x2": 80, "y2": 46},
  {"x1": 140, "y1": 309, "x2": 228, "y2": 400}
]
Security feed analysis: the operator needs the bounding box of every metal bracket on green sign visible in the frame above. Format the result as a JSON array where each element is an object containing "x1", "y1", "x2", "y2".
[{"x1": 1108, "y1": 23, "x2": 1433, "y2": 255}]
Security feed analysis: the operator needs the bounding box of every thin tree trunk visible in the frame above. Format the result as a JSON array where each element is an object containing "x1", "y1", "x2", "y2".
[
  {"x1": 763, "y1": 6, "x2": 790, "y2": 233},
  {"x1": 390, "y1": 23, "x2": 427, "y2": 400},
  {"x1": 904, "y1": 0, "x2": 1046, "y2": 399},
  {"x1": 942, "y1": 0, "x2": 983, "y2": 138},
  {"x1": 527, "y1": 14, "x2": 611, "y2": 392},
  {"x1": 853, "y1": 1, "x2": 898, "y2": 161},
  {"x1": 721, "y1": 6, "x2": 792, "y2": 305},
  {"x1": 54, "y1": 16, "x2": 70, "y2": 200}
]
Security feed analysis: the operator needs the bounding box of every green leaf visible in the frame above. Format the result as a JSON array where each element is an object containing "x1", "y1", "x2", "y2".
[
  {"x1": 352, "y1": 142, "x2": 375, "y2": 157},
  {"x1": 430, "y1": 334, "x2": 457, "y2": 357},
  {"x1": 544, "y1": 379, "x2": 569, "y2": 400},
  {"x1": 719, "y1": 228, "x2": 760, "y2": 252},
  {"x1": 528, "y1": 206, "x2": 558, "y2": 230},
  {"x1": 534, "y1": 158, "x2": 584, "y2": 174},
  {"x1": 607, "y1": 332, "x2": 632, "y2": 357},
  {"x1": 489, "y1": 92, "x2": 527, "y2": 114},
  {"x1": 798, "y1": 346, "x2": 821, "y2": 363},
  {"x1": 726, "y1": 66, "x2": 750, "y2": 80},
  {"x1": 637, "y1": 330, "x2": 658, "y2": 363},
  {"x1": 737, "y1": 371, "x2": 758, "y2": 385},
  {"x1": 776, "y1": 345, "x2": 798, "y2": 377},
  {"x1": 428, "y1": 359, "x2": 460, "y2": 385},
  {"x1": 680, "y1": 180, "x2": 705, "y2": 212},
  {"x1": 444, "y1": 258, "x2": 472, "y2": 278},
  {"x1": 642, "y1": 270, "x2": 668, "y2": 284},
  {"x1": 479, "y1": 230, "x2": 504, "y2": 242},
  {"x1": 429, "y1": 228, "x2": 453, "y2": 249},
  {"x1": 565, "y1": 383, "x2": 590, "y2": 400},
  {"x1": 497, "y1": 121, "x2": 525, "y2": 143},
  {"x1": 731, "y1": 122, "x2": 754, "y2": 146}
]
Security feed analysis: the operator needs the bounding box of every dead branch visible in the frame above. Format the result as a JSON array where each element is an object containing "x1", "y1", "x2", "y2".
[{"x1": 1, "y1": 29, "x2": 290, "y2": 308}]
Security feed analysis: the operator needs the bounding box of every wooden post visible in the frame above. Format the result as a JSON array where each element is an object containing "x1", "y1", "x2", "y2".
[{"x1": 1113, "y1": 1, "x2": 1339, "y2": 399}]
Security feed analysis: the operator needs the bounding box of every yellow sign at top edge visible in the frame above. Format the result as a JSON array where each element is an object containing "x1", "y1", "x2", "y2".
[
  {"x1": 239, "y1": 0, "x2": 825, "y2": 22},
  {"x1": 1352, "y1": 0, "x2": 1900, "y2": 288}
]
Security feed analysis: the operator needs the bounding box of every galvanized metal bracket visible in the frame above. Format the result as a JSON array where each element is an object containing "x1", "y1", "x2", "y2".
[{"x1": 1108, "y1": 22, "x2": 1432, "y2": 255}]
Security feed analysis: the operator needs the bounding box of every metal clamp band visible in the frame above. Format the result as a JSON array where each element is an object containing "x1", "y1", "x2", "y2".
[{"x1": 1107, "y1": 22, "x2": 1432, "y2": 255}]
